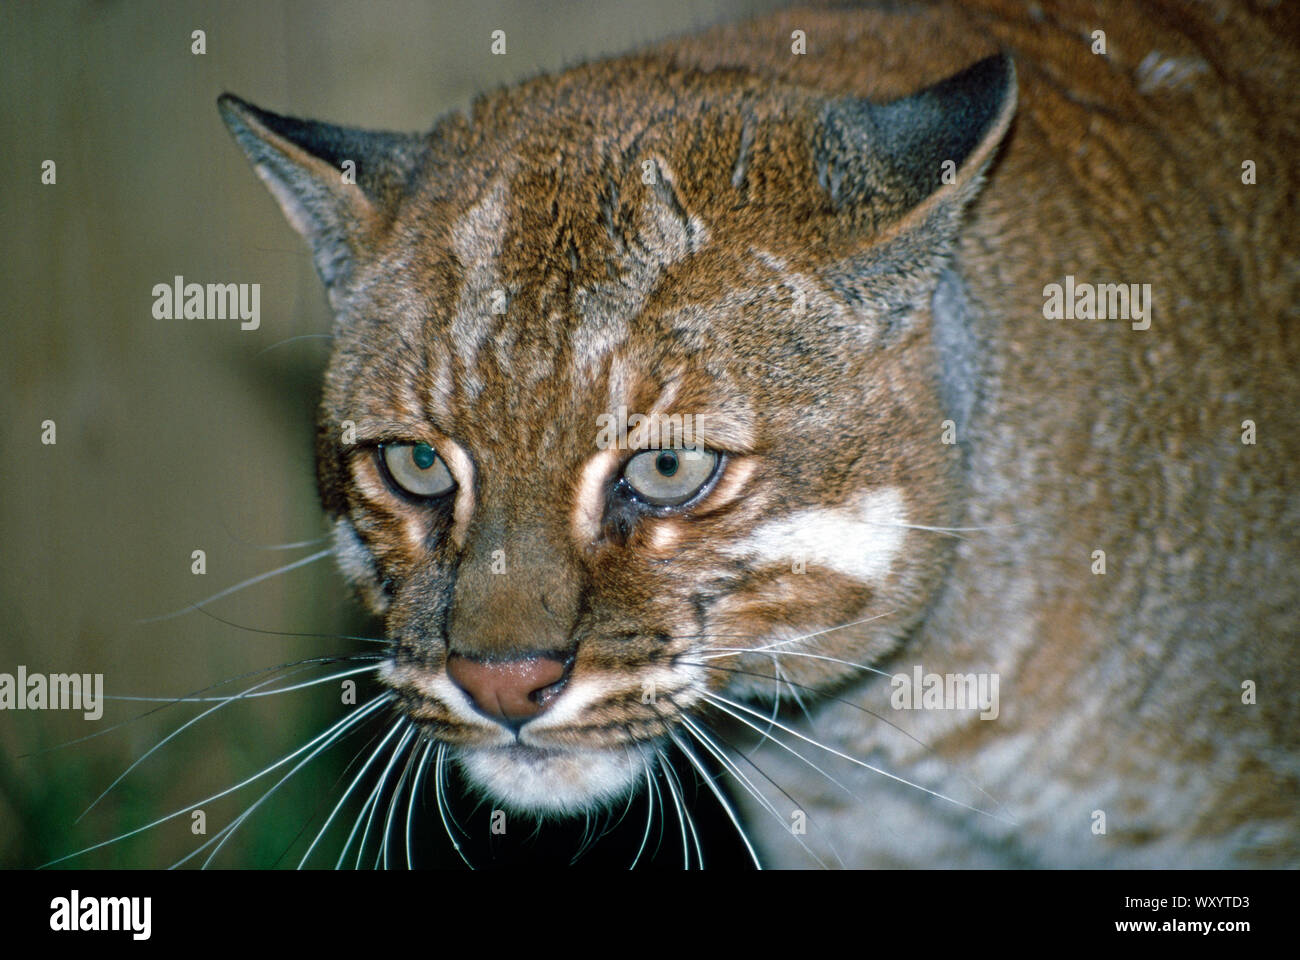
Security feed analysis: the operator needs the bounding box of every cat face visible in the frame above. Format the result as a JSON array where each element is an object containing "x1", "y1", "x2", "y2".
[{"x1": 219, "y1": 54, "x2": 1015, "y2": 817}]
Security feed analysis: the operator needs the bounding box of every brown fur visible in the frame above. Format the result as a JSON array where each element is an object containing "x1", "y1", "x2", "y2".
[{"x1": 219, "y1": 0, "x2": 1299, "y2": 866}]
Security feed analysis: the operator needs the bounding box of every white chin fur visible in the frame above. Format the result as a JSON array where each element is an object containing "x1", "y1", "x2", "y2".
[{"x1": 456, "y1": 745, "x2": 642, "y2": 817}]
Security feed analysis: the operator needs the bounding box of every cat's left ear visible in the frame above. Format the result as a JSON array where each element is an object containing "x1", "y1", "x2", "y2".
[
  {"x1": 810, "y1": 54, "x2": 1016, "y2": 313},
  {"x1": 815, "y1": 53, "x2": 1017, "y2": 234},
  {"x1": 218, "y1": 94, "x2": 427, "y2": 297}
]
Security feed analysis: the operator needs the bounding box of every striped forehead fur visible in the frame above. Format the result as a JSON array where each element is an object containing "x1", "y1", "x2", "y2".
[
  {"x1": 431, "y1": 138, "x2": 722, "y2": 422},
  {"x1": 448, "y1": 176, "x2": 511, "y2": 401}
]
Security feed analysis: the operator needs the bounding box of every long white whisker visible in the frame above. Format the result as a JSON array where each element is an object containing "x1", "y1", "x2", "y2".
[
  {"x1": 604, "y1": 746, "x2": 641, "y2": 837},
  {"x1": 681, "y1": 714, "x2": 837, "y2": 869},
  {"x1": 667, "y1": 729, "x2": 761, "y2": 869},
  {"x1": 701, "y1": 646, "x2": 894, "y2": 679},
  {"x1": 34, "y1": 656, "x2": 373, "y2": 761},
  {"x1": 629, "y1": 757, "x2": 655, "y2": 870},
  {"x1": 701, "y1": 611, "x2": 897, "y2": 659},
  {"x1": 679, "y1": 717, "x2": 781, "y2": 825},
  {"x1": 691, "y1": 657, "x2": 1013, "y2": 819},
  {"x1": 254, "y1": 536, "x2": 332, "y2": 551},
  {"x1": 379, "y1": 726, "x2": 420, "y2": 870},
  {"x1": 863, "y1": 520, "x2": 970, "y2": 541},
  {"x1": 137, "y1": 547, "x2": 335, "y2": 624},
  {"x1": 103, "y1": 662, "x2": 382, "y2": 704},
  {"x1": 336, "y1": 721, "x2": 411, "y2": 869},
  {"x1": 77, "y1": 662, "x2": 374, "y2": 824},
  {"x1": 337, "y1": 736, "x2": 397, "y2": 870},
  {"x1": 435, "y1": 744, "x2": 473, "y2": 868},
  {"x1": 646, "y1": 750, "x2": 668, "y2": 862},
  {"x1": 169, "y1": 693, "x2": 390, "y2": 868},
  {"x1": 44, "y1": 693, "x2": 393, "y2": 867},
  {"x1": 655, "y1": 747, "x2": 693, "y2": 869},
  {"x1": 406, "y1": 737, "x2": 433, "y2": 870},
  {"x1": 866, "y1": 519, "x2": 1027, "y2": 539},
  {"x1": 738, "y1": 653, "x2": 785, "y2": 760},
  {"x1": 703, "y1": 691, "x2": 1015, "y2": 825},
  {"x1": 358, "y1": 725, "x2": 415, "y2": 870},
  {"x1": 661, "y1": 746, "x2": 705, "y2": 869},
  {"x1": 439, "y1": 755, "x2": 471, "y2": 841},
  {"x1": 197, "y1": 708, "x2": 389, "y2": 870},
  {"x1": 296, "y1": 713, "x2": 400, "y2": 869},
  {"x1": 218, "y1": 521, "x2": 331, "y2": 552},
  {"x1": 697, "y1": 690, "x2": 855, "y2": 800},
  {"x1": 253, "y1": 332, "x2": 335, "y2": 357},
  {"x1": 775, "y1": 661, "x2": 816, "y2": 727}
]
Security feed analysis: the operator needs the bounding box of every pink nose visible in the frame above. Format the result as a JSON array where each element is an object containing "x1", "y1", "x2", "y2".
[{"x1": 445, "y1": 653, "x2": 570, "y2": 728}]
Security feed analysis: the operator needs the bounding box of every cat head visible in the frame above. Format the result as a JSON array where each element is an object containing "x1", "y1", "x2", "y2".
[{"x1": 218, "y1": 51, "x2": 1015, "y2": 816}]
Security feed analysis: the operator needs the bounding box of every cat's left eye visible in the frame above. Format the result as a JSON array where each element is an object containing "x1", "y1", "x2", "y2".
[
  {"x1": 380, "y1": 442, "x2": 456, "y2": 499},
  {"x1": 622, "y1": 447, "x2": 719, "y2": 506}
]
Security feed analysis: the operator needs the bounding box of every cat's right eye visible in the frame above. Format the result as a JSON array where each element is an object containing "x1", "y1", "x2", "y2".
[
  {"x1": 622, "y1": 447, "x2": 719, "y2": 507},
  {"x1": 380, "y1": 442, "x2": 456, "y2": 499}
]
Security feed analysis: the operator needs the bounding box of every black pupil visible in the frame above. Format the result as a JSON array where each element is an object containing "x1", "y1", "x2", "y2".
[
  {"x1": 655, "y1": 451, "x2": 679, "y2": 477},
  {"x1": 412, "y1": 444, "x2": 437, "y2": 470}
]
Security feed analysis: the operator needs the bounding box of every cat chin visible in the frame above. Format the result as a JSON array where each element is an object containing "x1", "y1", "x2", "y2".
[{"x1": 456, "y1": 744, "x2": 642, "y2": 817}]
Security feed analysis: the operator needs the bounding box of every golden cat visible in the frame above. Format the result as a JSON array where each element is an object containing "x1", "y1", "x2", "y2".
[{"x1": 215, "y1": 0, "x2": 1299, "y2": 867}]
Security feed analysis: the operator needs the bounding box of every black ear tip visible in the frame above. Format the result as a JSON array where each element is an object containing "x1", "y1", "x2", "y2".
[
  {"x1": 994, "y1": 52, "x2": 1016, "y2": 92},
  {"x1": 932, "y1": 51, "x2": 1018, "y2": 145},
  {"x1": 946, "y1": 52, "x2": 1016, "y2": 99},
  {"x1": 983, "y1": 51, "x2": 1015, "y2": 82},
  {"x1": 968, "y1": 52, "x2": 1017, "y2": 106}
]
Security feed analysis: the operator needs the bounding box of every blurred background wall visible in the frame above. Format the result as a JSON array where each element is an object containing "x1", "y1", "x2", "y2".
[{"x1": 0, "y1": 0, "x2": 784, "y2": 867}]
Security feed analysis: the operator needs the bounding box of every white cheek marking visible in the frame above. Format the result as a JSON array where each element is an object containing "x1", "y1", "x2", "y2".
[
  {"x1": 332, "y1": 517, "x2": 386, "y2": 611},
  {"x1": 721, "y1": 487, "x2": 908, "y2": 584}
]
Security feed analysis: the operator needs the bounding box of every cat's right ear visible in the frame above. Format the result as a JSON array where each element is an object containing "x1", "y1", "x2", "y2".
[{"x1": 217, "y1": 94, "x2": 427, "y2": 296}]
